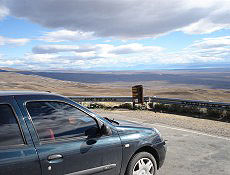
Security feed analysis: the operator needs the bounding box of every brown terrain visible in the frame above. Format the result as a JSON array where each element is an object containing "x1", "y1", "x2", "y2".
[
  {"x1": 0, "y1": 71, "x2": 126, "y2": 96},
  {"x1": 0, "y1": 68, "x2": 230, "y2": 102}
]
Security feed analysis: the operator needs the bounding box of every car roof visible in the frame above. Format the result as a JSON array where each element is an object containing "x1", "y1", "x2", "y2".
[{"x1": 0, "y1": 91, "x2": 54, "y2": 96}]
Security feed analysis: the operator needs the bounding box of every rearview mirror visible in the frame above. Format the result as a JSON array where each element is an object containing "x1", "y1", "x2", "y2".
[{"x1": 101, "y1": 124, "x2": 112, "y2": 136}]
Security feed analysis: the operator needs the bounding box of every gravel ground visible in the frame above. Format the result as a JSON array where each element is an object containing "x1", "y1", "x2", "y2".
[{"x1": 92, "y1": 109, "x2": 230, "y2": 138}]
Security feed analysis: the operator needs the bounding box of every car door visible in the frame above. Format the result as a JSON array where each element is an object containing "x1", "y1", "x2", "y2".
[
  {"x1": 0, "y1": 96, "x2": 41, "y2": 175},
  {"x1": 15, "y1": 94, "x2": 122, "y2": 175}
]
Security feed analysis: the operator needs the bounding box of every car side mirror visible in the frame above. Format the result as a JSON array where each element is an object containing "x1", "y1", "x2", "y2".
[
  {"x1": 101, "y1": 124, "x2": 112, "y2": 136},
  {"x1": 85, "y1": 126, "x2": 99, "y2": 138}
]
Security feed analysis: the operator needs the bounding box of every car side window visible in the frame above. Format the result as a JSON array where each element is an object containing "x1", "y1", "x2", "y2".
[
  {"x1": 26, "y1": 101, "x2": 98, "y2": 142},
  {"x1": 0, "y1": 104, "x2": 24, "y2": 147}
]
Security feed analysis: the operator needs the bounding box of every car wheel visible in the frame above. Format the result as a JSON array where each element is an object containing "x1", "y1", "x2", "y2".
[{"x1": 126, "y1": 152, "x2": 157, "y2": 175}]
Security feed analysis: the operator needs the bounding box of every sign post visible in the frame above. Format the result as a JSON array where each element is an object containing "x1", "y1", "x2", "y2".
[{"x1": 132, "y1": 85, "x2": 144, "y2": 108}]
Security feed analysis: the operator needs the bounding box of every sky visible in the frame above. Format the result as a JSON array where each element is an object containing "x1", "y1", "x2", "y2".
[{"x1": 0, "y1": 0, "x2": 230, "y2": 70}]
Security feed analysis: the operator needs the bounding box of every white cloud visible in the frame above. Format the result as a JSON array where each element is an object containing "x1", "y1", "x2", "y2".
[
  {"x1": 19, "y1": 43, "x2": 165, "y2": 69},
  {"x1": 26, "y1": 36, "x2": 230, "y2": 69},
  {"x1": 162, "y1": 36, "x2": 230, "y2": 64},
  {"x1": 2, "y1": 36, "x2": 230, "y2": 70},
  {"x1": 0, "y1": 54, "x2": 24, "y2": 67},
  {"x1": 181, "y1": 0, "x2": 230, "y2": 34},
  {"x1": 23, "y1": 53, "x2": 83, "y2": 70},
  {"x1": 189, "y1": 36, "x2": 230, "y2": 49},
  {"x1": 32, "y1": 43, "x2": 164, "y2": 60},
  {"x1": 32, "y1": 44, "x2": 95, "y2": 54},
  {"x1": 2, "y1": 0, "x2": 230, "y2": 38},
  {"x1": 0, "y1": 4, "x2": 8, "y2": 19},
  {"x1": 182, "y1": 19, "x2": 230, "y2": 35},
  {"x1": 0, "y1": 36, "x2": 30, "y2": 46},
  {"x1": 25, "y1": 53, "x2": 59, "y2": 62},
  {"x1": 111, "y1": 43, "x2": 164, "y2": 54},
  {"x1": 73, "y1": 51, "x2": 96, "y2": 58},
  {"x1": 40, "y1": 30, "x2": 95, "y2": 42},
  {"x1": 33, "y1": 45, "x2": 80, "y2": 54}
]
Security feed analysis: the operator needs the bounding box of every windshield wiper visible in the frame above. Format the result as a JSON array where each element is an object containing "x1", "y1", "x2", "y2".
[{"x1": 104, "y1": 117, "x2": 119, "y2": 125}]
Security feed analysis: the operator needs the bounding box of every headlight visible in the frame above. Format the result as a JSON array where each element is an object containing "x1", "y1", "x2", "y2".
[{"x1": 154, "y1": 128, "x2": 163, "y2": 141}]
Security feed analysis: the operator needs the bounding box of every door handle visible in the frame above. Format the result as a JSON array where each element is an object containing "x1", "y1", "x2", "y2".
[{"x1": 48, "y1": 154, "x2": 63, "y2": 161}]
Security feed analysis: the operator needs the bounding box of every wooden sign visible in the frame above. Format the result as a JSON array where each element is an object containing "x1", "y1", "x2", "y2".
[{"x1": 132, "y1": 85, "x2": 144, "y2": 104}]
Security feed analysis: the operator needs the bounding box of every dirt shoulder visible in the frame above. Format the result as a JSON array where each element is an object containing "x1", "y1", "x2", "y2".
[{"x1": 92, "y1": 109, "x2": 230, "y2": 138}]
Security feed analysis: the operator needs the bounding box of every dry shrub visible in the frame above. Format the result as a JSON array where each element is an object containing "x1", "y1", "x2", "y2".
[
  {"x1": 206, "y1": 108, "x2": 223, "y2": 118},
  {"x1": 117, "y1": 103, "x2": 133, "y2": 110}
]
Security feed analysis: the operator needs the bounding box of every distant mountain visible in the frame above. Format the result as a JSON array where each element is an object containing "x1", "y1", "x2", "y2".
[
  {"x1": 12, "y1": 68, "x2": 230, "y2": 89},
  {"x1": 0, "y1": 69, "x2": 7, "y2": 72},
  {"x1": 0, "y1": 67, "x2": 20, "y2": 71}
]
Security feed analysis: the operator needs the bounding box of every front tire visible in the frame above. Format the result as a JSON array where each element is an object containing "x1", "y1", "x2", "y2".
[{"x1": 126, "y1": 152, "x2": 157, "y2": 175}]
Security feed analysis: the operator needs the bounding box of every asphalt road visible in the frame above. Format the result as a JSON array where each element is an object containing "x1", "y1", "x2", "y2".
[
  {"x1": 94, "y1": 110, "x2": 230, "y2": 175},
  {"x1": 148, "y1": 123, "x2": 230, "y2": 175}
]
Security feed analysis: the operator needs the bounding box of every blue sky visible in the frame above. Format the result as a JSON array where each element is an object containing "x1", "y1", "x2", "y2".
[{"x1": 0, "y1": 0, "x2": 230, "y2": 70}]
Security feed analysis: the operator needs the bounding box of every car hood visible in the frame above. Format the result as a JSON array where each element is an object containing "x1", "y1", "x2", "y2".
[
  {"x1": 114, "y1": 119, "x2": 155, "y2": 133},
  {"x1": 112, "y1": 119, "x2": 162, "y2": 144},
  {"x1": 116, "y1": 119, "x2": 145, "y2": 127}
]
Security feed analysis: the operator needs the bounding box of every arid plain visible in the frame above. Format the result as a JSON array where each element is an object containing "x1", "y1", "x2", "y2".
[{"x1": 1, "y1": 68, "x2": 230, "y2": 102}]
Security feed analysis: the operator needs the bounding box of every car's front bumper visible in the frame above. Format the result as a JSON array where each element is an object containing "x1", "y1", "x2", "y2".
[{"x1": 154, "y1": 140, "x2": 167, "y2": 169}]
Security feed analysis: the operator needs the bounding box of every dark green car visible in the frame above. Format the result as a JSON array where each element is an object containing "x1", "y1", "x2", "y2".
[{"x1": 0, "y1": 91, "x2": 166, "y2": 175}]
